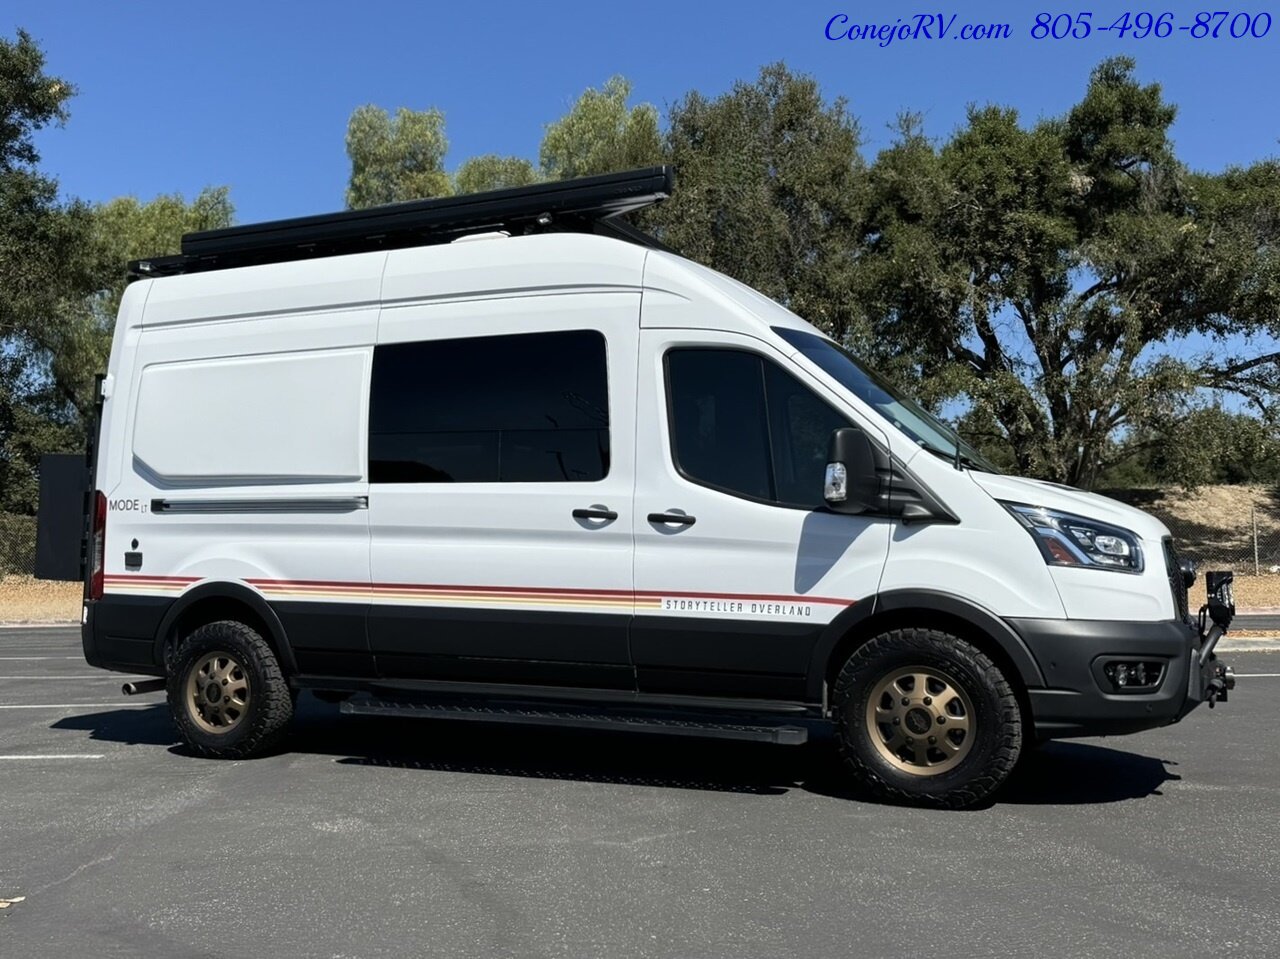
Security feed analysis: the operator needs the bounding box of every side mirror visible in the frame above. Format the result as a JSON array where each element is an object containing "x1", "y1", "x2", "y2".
[{"x1": 824, "y1": 427, "x2": 881, "y2": 513}]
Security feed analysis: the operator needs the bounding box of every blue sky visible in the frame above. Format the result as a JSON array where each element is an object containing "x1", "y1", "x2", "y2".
[{"x1": 8, "y1": 1, "x2": 1278, "y2": 223}]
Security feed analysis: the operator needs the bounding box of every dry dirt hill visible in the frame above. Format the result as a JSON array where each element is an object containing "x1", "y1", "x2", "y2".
[{"x1": 1103, "y1": 484, "x2": 1280, "y2": 609}]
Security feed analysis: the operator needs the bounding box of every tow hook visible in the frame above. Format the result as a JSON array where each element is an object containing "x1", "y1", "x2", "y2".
[{"x1": 1207, "y1": 664, "x2": 1236, "y2": 709}]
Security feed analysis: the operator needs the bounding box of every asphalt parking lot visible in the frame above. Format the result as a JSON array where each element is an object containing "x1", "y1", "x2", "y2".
[{"x1": 1, "y1": 627, "x2": 1278, "y2": 959}]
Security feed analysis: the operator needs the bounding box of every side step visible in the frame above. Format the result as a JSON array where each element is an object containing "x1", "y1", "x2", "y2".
[{"x1": 339, "y1": 697, "x2": 809, "y2": 745}]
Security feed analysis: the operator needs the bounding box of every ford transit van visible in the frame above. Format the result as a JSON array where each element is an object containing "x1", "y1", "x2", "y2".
[{"x1": 79, "y1": 167, "x2": 1236, "y2": 807}]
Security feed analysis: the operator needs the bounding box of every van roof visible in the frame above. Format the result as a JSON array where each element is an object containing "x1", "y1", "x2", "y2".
[{"x1": 129, "y1": 229, "x2": 821, "y2": 351}]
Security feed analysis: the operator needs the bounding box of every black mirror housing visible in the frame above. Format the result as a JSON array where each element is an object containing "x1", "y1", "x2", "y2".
[{"x1": 825, "y1": 427, "x2": 881, "y2": 513}]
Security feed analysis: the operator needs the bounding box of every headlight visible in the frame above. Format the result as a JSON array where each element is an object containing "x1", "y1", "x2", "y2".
[{"x1": 1001, "y1": 503, "x2": 1144, "y2": 573}]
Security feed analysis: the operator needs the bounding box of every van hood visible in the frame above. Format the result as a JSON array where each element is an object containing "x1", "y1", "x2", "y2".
[{"x1": 969, "y1": 471, "x2": 1170, "y2": 541}]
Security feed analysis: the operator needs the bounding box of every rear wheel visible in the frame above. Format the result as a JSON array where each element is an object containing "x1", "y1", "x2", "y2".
[
  {"x1": 168, "y1": 620, "x2": 293, "y2": 758},
  {"x1": 832, "y1": 627, "x2": 1022, "y2": 809}
]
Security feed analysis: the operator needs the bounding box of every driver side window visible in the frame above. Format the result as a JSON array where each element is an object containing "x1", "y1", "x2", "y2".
[{"x1": 666, "y1": 349, "x2": 851, "y2": 508}]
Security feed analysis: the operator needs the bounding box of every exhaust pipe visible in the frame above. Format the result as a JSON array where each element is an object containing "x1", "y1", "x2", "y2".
[{"x1": 122, "y1": 678, "x2": 166, "y2": 696}]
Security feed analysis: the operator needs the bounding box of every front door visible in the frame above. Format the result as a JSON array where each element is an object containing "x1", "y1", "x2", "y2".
[
  {"x1": 631, "y1": 330, "x2": 892, "y2": 701},
  {"x1": 367, "y1": 292, "x2": 639, "y2": 688}
]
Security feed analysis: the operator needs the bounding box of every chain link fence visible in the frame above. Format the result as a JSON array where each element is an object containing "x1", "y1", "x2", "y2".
[
  {"x1": 0, "y1": 514, "x2": 37, "y2": 578},
  {"x1": 1162, "y1": 507, "x2": 1280, "y2": 575}
]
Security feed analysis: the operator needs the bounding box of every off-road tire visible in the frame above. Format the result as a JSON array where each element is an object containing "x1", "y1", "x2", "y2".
[
  {"x1": 832, "y1": 627, "x2": 1022, "y2": 809},
  {"x1": 168, "y1": 620, "x2": 293, "y2": 758}
]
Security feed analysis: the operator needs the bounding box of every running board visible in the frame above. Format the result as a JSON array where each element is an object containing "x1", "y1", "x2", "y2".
[{"x1": 339, "y1": 697, "x2": 809, "y2": 745}]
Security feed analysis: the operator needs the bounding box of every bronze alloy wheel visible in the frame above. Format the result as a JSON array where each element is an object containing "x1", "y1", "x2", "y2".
[
  {"x1": 185, "y1": 650, "x2": 252, "y2": 734},
  {"x1": 865, "y1": 665, "x2": 975, "y2": 776}
]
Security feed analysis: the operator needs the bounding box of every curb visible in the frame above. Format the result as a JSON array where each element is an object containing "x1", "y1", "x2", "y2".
[{"x1": 1220, "y1": 639, "x2": 1280, "y2": 652}]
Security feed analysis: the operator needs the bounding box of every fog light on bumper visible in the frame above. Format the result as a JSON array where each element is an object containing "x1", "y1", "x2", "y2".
[{"x1": 1101, "y1": 659, "x2": 1166, "y2": 693}]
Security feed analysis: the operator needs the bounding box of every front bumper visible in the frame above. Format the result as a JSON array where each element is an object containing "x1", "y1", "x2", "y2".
[{"x1": 1010, "y1": 616, "x2": 1233, "y2": 740}]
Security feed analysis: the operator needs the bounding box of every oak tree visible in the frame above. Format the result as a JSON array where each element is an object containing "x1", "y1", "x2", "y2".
[{"x1": 854, "y1": 58, "x2": 1280, "y2": 486}]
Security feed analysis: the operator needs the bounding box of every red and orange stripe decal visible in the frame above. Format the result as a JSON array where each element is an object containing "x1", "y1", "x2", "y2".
[{"x1": 102, "y1": 574, "x2": 853, "y2": 611}]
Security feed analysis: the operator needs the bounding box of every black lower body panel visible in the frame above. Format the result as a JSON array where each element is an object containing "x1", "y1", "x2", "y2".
[
  {"x1": 368, "y1": 605, "x2": 634, "y2": 689},
  {"x1": 82, "y1": 595, "x2": 169, "y2": 675},
  {"x1": 274, "y1": 601, "x2": 374, "y2": 677},
  {"x1": 1010, "y1": 617, "x2": 1216, "y2": 739},
  {"x1": 630, "y1": 616, "x2": 822, "y2": 700}
]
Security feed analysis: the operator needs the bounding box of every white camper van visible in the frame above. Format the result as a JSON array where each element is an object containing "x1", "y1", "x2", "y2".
[{"x1": 80, "y1": 168, "x2": 1236, "y2": 808}]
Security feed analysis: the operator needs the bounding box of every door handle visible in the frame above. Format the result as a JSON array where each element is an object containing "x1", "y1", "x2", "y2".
[
  {"x1": 573, "y1": 507, "x2": 618, "y2": 521},
  {"x1": 648, "y1": 512, "x2": 696, "y2": 527}
]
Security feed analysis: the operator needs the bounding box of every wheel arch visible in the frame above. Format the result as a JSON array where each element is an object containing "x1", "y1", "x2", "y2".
[
  {"x1": 153, "y1": 581, "x2": 297, "y2": 676},
  {"x1": 809, "y1": 590, "x2": 1045, "y2": 709}
]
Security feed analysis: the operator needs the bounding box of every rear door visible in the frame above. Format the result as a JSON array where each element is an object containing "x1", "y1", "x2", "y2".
[
  {"x1": 367, "y1": 292, "x2": 638, "y2": 688},
  {"x1": 631, "y1": 329, "x2": 892, "y2": 701}
]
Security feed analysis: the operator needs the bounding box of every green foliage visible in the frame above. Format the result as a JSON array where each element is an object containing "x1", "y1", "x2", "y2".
[
  {"x1": 343, "y1": 76, "x2": 661, "y2": 200},
  {"x1": 0, "y1": 30, "x2": 95, "y2": 515},
  {"x1": 653, "y1": 63, "x2": 866, "y2": 342},
  {"x1": 454, "y1": 154, "x2": 538, "y2": 194},
  {"x1": 0, "y1": 353, "x2": 79, "y2": 515},
  {"x1": 539, "y1": 77, "x2": 662, "y2": 181},
  {"x1": 345, "y1": 105, "x2": 452, "y2": 208},
  {"x1": 0, "y1": 29, "x2": 94, "y2": 365},
  {"x1": 0, "y1": 29, "x2": 72, "y2": 170},
  {"x1": 854, "y1": 57, "x2": 1280, "y2": 486},
  {"x1": 1105, "y1": 407, "x2": 1280, "y2": 488}
]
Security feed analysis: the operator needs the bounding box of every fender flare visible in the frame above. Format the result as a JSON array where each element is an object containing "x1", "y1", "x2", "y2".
[
  {"x1": 805, "y1": 589, "x2": 1046, "y2": 700},
  {"x1": 151, "y1": 580, "x2": 297, "y2": 674}
]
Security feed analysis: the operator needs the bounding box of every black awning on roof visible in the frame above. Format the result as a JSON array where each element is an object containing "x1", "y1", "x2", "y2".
[{"x1": 128, "y1": 166, "x2": 675, "y2": 280}]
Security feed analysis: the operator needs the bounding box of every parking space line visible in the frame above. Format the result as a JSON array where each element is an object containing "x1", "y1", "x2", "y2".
[
  {"x1": 0, "y1": 657, "x2": 83, "y2": 661},
  {"x1": 0, "y1": 703, "x2": 154, "y2": 709},
  {"x1": 0, "y1": 754, "x2": 105, "y2": 760},
  {"x1": 0, "y1": 676, "x2": 148, "y2": 680},
  {"x1": 1233, "y1": 673, "x2": 1280, "y2": 677}
]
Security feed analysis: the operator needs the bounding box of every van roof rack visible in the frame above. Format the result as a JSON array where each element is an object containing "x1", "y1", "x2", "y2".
[{"x1": 128, "y1": 165, "x2": 675, "y2": 279}]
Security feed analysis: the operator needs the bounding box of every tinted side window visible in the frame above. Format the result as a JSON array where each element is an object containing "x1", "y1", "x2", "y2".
[
  {"x1": 666, "y1": 349, "x2": 851, "y2": 508},
  {"x1": 764, "y1": 363, "x2": 851, "y2": 506},
  {"x1": 370, "y1": 330, "x2": 609, "y2": 483},
  {"x1": 667, "y1": 350, "x2": 772, "y2": 500}
]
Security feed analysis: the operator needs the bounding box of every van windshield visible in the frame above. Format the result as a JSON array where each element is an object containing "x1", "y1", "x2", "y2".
[{"x1": 773, "y1": 327, "x2": 997, "y2": 473}]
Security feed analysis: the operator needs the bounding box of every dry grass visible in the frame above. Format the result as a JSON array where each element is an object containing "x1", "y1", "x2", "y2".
[
  {"x1": 1142, "y1": 484, "x2": 1280, "y2": 530},
  {"x1": 1106, "y1": 484, "x2": 1280, "y2": 569},
  {"x1": 0, "y1": 576, "x2": 81, "y2": 623}
]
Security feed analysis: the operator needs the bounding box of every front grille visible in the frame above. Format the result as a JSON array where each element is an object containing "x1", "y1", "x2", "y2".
[{"x1": 1163, "y1": 538, "x2": 1190, "y2": 622}]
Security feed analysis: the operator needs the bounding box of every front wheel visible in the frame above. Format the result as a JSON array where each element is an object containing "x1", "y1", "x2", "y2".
[
  {"x1": 832, "y1": 628, "x2": 1023, "y2": 809},
  {"x1": 167, "y1": 620, "x2": 293, "y2": 758}
]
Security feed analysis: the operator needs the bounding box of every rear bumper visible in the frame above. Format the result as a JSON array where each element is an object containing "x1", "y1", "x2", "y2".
[
  {"x1": 82, "y1": 597, "x2": 166, "y2": 676},
  {"x1": 1010, "y1": 617, "x2": 1230, "y2": 739}
]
